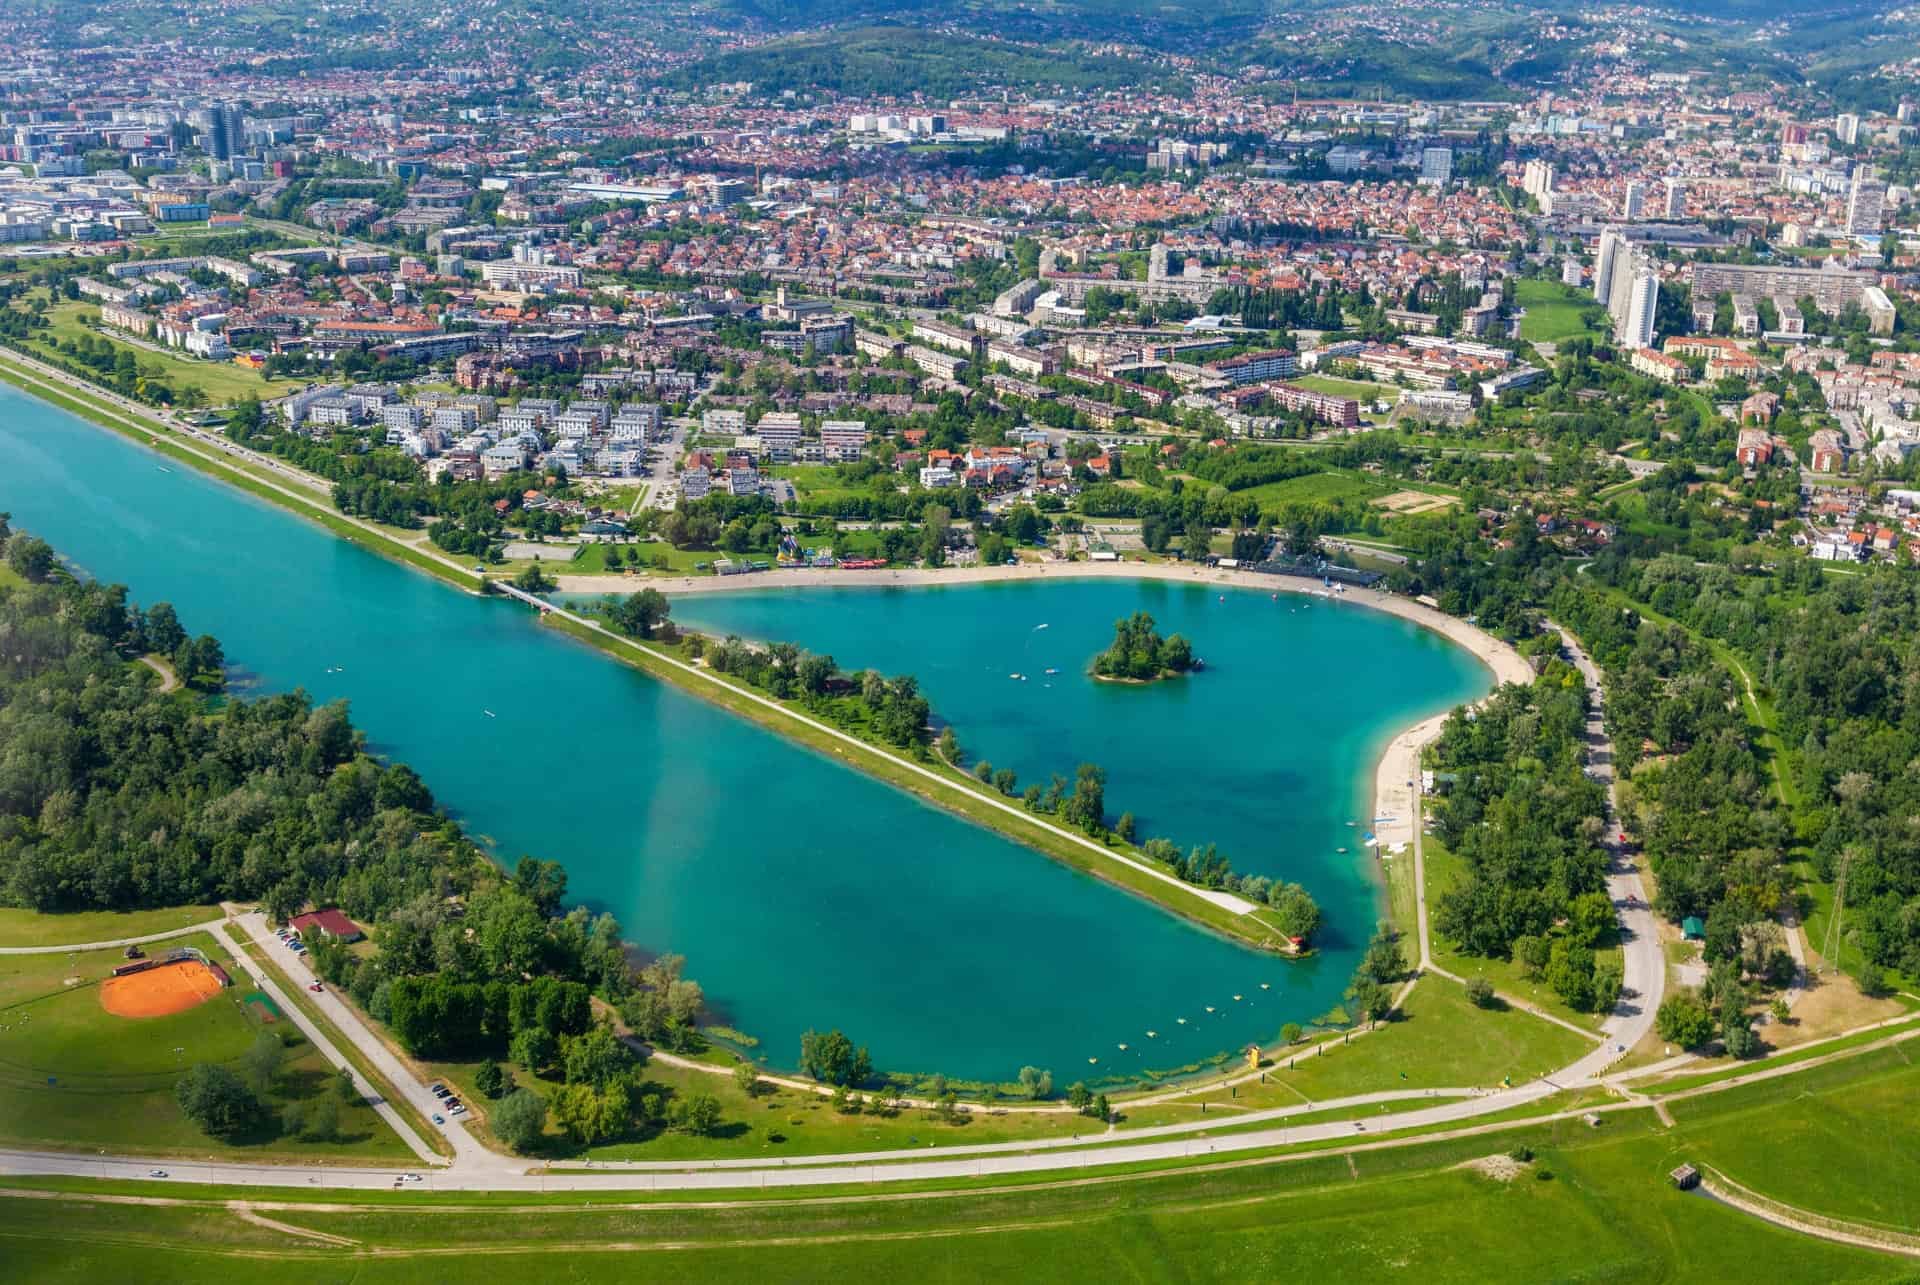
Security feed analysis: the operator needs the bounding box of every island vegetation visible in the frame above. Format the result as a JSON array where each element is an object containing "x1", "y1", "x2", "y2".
[{"x1": 1091, "y1": 611, "x2": 1196, "y2": 682}]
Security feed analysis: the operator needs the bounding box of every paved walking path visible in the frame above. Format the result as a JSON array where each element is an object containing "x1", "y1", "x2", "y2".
[{"x1": 1546, "y1": 620, "x2": 1666, "y2": 1082}]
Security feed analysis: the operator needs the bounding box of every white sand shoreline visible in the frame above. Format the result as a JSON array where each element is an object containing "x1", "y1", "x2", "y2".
[{"x1": 557, "y1": 560, "x2": 1532, "y2": 876}]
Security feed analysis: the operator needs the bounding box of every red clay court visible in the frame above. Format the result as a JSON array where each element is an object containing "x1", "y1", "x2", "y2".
[{"x1": 99, "y1": 959, "x2": 226, "y2": 1018}]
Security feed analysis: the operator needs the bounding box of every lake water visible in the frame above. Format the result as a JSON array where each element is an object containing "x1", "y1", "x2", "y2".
[{"x1": 0, "y1": 382, "x2": 1489, "y2": 1084}]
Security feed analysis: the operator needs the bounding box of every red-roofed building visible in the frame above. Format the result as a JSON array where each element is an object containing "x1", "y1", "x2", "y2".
[{"x1": 290, "y1": 908, "x2": 365, "y2": 943}]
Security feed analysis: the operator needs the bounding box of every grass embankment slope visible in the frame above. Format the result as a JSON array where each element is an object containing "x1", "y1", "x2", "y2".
[
  {"x1": 8, "y1": 1041, "x2": 1920, "y2": 1281},
  {"x1": 0, "y1": 904, "x2": 220, "y2": 948},
  {"x1": 0, "y1": 935, "x2": 408, "y2": 1161}
]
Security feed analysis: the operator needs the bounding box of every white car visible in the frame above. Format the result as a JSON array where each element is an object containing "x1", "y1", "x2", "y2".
[{"x1": 148, "y1": 1169, "x2": 169, "y2": 1178}]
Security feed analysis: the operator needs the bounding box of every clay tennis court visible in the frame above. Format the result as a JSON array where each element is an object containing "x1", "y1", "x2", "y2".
[{"x1": 99, "y1": 960, "x2": 225, "y2": 1017}]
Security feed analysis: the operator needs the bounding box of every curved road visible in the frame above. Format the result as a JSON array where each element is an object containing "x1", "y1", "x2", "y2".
[{"x1": 1545, "y1": 619, "x2": 1665, "y2": 1081}]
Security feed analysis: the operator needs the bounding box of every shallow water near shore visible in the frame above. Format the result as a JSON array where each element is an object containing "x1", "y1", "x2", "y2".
[{"x1": 0, "y1": 381, "x2": 1487, "y2": 1083}]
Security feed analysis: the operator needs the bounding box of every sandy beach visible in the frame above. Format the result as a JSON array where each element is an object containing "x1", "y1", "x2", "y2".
[{"x1": 558, "y1": 559, "x2": 1532, "y2": 865}]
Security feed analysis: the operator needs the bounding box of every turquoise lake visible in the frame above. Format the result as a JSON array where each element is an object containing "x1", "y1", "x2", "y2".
[{"x1": 0, "y1": 381, "x2": 1489, "y2": 1084}]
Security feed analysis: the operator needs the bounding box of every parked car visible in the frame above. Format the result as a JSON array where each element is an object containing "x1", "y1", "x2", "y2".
[
  {"x1": 448, "y1": 1104, "x2": 467, "y2": 1116},
  {"x1": 431, "y1": 1113, "x2": 445, "y2": 1126},
  {"x1": 308, "y1": 983, "x2": 324, "y2": 993}
]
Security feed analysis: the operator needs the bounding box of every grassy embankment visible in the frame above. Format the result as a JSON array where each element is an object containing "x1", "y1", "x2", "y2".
[
  {"x1": 0, "y1": 934, "x2": 409, "y2": 1161},
  {"x1": 7, "y1": 1038, "x2": 1920, "y2": 1280},
  {"x1": 0, "y1": 356, "x2": 480, "y2": 593},
  {"x1": 0, "y1": 904, "x2": 220, "y2": 948}
]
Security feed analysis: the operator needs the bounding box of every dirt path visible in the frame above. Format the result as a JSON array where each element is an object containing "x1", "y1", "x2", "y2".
[{"x1": 139, "y1": 654, "x2": 181, "y2": 693}]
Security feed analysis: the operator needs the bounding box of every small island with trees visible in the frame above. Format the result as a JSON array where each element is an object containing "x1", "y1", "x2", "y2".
[{"x1": 1091, "y1": 611, "x2": 1197, "y2": 683}]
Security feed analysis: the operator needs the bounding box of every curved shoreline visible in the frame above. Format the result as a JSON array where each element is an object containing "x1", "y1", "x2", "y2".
[{"x1": 559, "y1": 560, "x2": 1533, "y2": 865}]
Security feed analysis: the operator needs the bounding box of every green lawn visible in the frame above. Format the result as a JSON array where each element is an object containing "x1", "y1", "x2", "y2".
[
  {"x1": 0, "y1": 935, "x2": 407, "y2": 1160},
  {"x1": 1235, "y1": 470, "x2": 1392, "y2": 513},
  {"x1": 1291, "y1": 373, "x2": 1398, "y2": 403},
  {"x1": 1513, "y1": 278, "x2": 1606, "y2": 345},
  {"x1": 550, "y1": 540, "x2": 716, "y2": 576},
  {"x1": 1670, "y1": 1043, "x2": 1920, "y2": 1233},
  {"x1": 1273, "y1": 976, "x2": 1593, "y2": 1097},
  {"x1": 0, "y1": 904, "x2": 222, "y2": 948},
  {"x1": 23, "y1": 297, "x2": 303, "y2": 405},
  {"x1": 5, "y1": 1046, "x2": 1914, "y2": 1280}
]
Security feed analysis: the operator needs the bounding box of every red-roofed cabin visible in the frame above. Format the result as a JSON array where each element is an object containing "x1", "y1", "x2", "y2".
[{"x1": 290, "y1": 909, "x2": 365, "y2": 943}]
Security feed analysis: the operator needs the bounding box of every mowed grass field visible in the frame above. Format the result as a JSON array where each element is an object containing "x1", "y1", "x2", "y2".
[
  {"x1": 20, "y1": 297, "x2": 303, "y2": 404},
  {"x1": 1235, "y1": 469, "x2": 1394, "y2": 513},
  {"x1": 6, "y1": 1044, "x2": 1920, "y2": 1281},
  {"x1": 1514, "y1": 278, "x2": 1607, "y2": 345},
  {"x1": 0, "y1": 933, "x2": 405, "y2": 1159},
  {"x1": 1291, "y1": 373, "x2": 1398, "y2": 404},
  {"x1": 0, "y1": 903, "x2": 221, "y2": 948}
]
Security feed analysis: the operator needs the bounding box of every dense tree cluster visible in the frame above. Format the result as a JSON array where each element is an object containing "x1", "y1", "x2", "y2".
[
  {"x1": 1091, "y1": 611, "x2": 1194, "y2": 681},
  {"x1": 1428, "y1": 673, "x2": 1619, "y2": 1012}
]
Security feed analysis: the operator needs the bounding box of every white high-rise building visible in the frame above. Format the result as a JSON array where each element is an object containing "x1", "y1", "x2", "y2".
[
  {"x1": 1662, "y1": 178, "x2": 1684, "y2": 219},
  {"x1": 1522, "y1": 159, "x2": 1555, "y2": 200},
  {"x1": 1420, "y1": 146, "x2": 1453, "y2": 185},
  {"x1": 1562, "y1": 257, "x2": 1583, "y2": 287},
  {"x1": 1622, "y1": 181, "x2": 1645, "y2": 220},
  {"x1": 1835, "y1": 113, "x2": 1861, "y2": 145},
  {"x1": 1847, "y1": 175, "x2": 1887, "y2": 237},
  {"x1": 1618, "y1": 269, "x2": 1659, "y2": 350},
  {"x1": 1593, "y1": 228, "x2": 1627, "y2": 303}
]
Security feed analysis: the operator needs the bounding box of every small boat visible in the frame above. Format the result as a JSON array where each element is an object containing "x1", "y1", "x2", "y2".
[
  {"x1": 1260, "y1": 983, "x2": 1270, "y2": 990},
  {"x1": 1034, "y1": 623, "x2": 1049, "y2": 631},
  {"x1": 1146, "y1": 1030, "x2": 1157, "y2": 1038},
  {"x1": 483, "y1": 710, "x2": 496, "y2": 718},
  {"x1": 1010, "y1": 673, "x2": 1023, "y2": 680},
  {"x1": 1044, "y1": 667, "x2": 1058, "y2": 675},
  {"x1": 1218, "y1": 595, "x2": 1224, "y2": 603},
  {"x1": 1205, "y1": 1005, "x2": 1215, "y2": 1014},
  {"x1": 1088, "y1": 1057, "x2": 1098, "y2": 1064},
  {"x1": 1233, "y1": 994, "x2": 1242, "y2": 1002},
  {"x1": 1118, "y1": 1043, "x2": 1128, "y2": 1051},
  {"x1": 1177, "y1": 1017, "x2": 1187, "y2": 1025},
  {"x1": 1337, "y1": 847, "x2": 1347, "y2": 853}
]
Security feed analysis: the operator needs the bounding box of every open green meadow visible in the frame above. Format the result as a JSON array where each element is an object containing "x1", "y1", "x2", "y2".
[
  {"x1": 1292, "y1": 373, "x2": 1398, "y2": 403},
  {"x1": 5, "y1": 1039, "x2": 1919, "y2": 1281},
  {"x1": 19, "y1": 298, "x2": 303, "y2": 404},
  {"x1": 0, "y1": 904, "x2": 220, "y2": 948},
  {"x1": 0, "y1": 935, "x2": 406, "y2": 1160},
  {"x1": 1514, "y1": 278, "x2": 1607, "y2": 345}
]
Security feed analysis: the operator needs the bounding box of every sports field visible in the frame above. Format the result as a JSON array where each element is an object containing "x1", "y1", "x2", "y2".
[
  {"x1": 0, "y1": 934, "x2": 406, "y2": 1159},
  {"x1": 99, "y1": 958, "x2": 226, "y2": 1017}
]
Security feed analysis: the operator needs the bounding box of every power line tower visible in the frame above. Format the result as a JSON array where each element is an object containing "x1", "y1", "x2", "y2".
[{"x1": 1819, "y1": 850, "x2": 1853, "y2": 975}]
